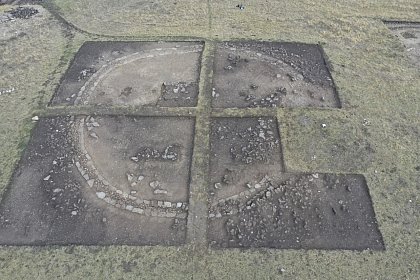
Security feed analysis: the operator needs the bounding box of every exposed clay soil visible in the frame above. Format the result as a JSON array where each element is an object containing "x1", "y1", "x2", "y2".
[
  {"x1": 208, "y1": 117, "x2": 383, "y2": 250},
  {"x1": 0, "y1": 39, "x2": 387, "y2": 252},
  {"x1": 0, "y1": 116, "x2": 193, "y2": 245},
  {"x1": 50, "y1": 41, "x2": 203, "y2": 107},
  {"x1": 208, "y1": 172, "x2": 384, "y2": 250},
  {"x1": 211, "y1": 42, "x2": 341, "y2": 108},
  {"x1": 209, "y1": 117, "x2": 284, "y2": 202}
]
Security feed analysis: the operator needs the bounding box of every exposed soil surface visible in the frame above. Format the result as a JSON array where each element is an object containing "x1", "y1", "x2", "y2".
[
  {"x1": 387, "y1": 22, "x2": 420, "y2": 69},
  {"x1": 0, "y1": 116, "x2": 193, "y2": 245},
  {"x1": 212, "y1": 42, "x2": 340, "y2": 108},
  {"x1": 208, "y1": 117, "x2": 383, "y2": 250},
  {"x1": 80, "y1": 115, "x2": 194, "y2": 203},
  {"x1": 209, "y1": 117, "x2": 284, "y2": 201},
  {"x1": 0, "y1": 39, "x2": 386, "y2": 253},
  {"x1": 50, "y1": 41, "x2": 203, "y2": 107},
  {"x1": 208, "y1": 172, "x2": 384, "y2": 250}
]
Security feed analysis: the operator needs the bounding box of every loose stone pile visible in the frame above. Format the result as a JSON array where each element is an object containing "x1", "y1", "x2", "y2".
[
  {"x1": 78, "y1": 68, "x2": 96, "y2": 81},
  {"x1": 9, "y1": 6, "x2": 38, "y2": 19},
  {"x1": 209, "y1": 175, "x2": 275, "y2": 218},
  {"x1": 131, "y1": 145, "x2": 179, "y2": 162},
  {"x1": 0, "y1": 87, "x2": 15, "y2": 96},
  {"x1": 213, "y1": 118, "x2": 280, "y2": 164},
  {"x1": 244, "y1": 87, "x2": 286, "y2": 108}
]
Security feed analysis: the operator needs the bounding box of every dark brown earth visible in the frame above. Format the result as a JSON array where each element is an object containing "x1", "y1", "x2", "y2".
[
  {"x1": 208, "y1": 116, "x2": 384, "y2": 250},
  {"x1": 0, "y1": 40, "x2": 385, "y2": 252},
  {"x1": 50, "y1": 41, "x2": 203, "y2": 107},
  {"x1": 0, "y1": 116, "x2": 193, "y2": 245},
  {"x1": 208, "y1": 172, "x2": 384, "y2": 250},
  {"x1": 209, "y1": 117, "x2": 284, "y2": 200},
  {"x1": 211, "y1": 41, "x2": 341, "y2": 108}
]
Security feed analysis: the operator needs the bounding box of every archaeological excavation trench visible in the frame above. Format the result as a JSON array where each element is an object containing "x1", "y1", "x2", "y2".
[{"x1": 0, "y1": 41, "x2": 384, "y2": 250}]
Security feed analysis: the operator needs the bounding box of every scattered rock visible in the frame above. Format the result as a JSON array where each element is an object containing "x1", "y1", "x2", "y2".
[
  {"x1": 247, "y1": 88, "x2": 285, "y2": 108},
  {"x1": 78, "y1": 68, "x2": 96, "y2": 81},
  {"x1": 154, "y1": 189, "x2": 168, "y2": 195},
  {"x1": 96, "y1": 192, "x2": 106, "y2": 199},
  {"x1": 9, "y1": 7, "x2": 39, "y2": 19},
  {"x1": 212, "y1": 88, "x2": 220, "y2": 98},
  {"x1": 236, "y1": 3, "x2": 245, "y2": 10},
  {"x1": 87, "y1": 179, "x2": 95, "y2": 187},
  {"x1": 132, "y1": 208, "x2": 144, "y2": 214},
  {"x1": 134, "y1": 145, "x2": 179, "y2": 161},
  {"x1": 89, "y1": 132, "x2": 99, "y2": 139},
  {"x1": 279, "y1": 268, "x2": 286, "y2": 274},
  {"x1": 215, "y1": 118, "x2": 280, "y2": 164},
  {"x1": 149, "y1": 181, "x2": 160, "y2": 189},
  {"x1": 401, "y1": 31, "x2": 417, "y2": 39},
  {"x1": 121, "y1": 86, "x2": 133, "y2": 97},
  {"x1": 0, "y1": 87, "x2": 15, "y2": 96}
]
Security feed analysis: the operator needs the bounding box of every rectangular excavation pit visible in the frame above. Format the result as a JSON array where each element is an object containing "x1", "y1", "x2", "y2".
[
  {"x1": 0, "y1": 115, "x2": 195, "y2": 245},
  {"x1": 50, "y1": 41, "x2": 204, "y2": 107},
  {"x1": 209, "y1": 117, "x2": 285, "y2": 207},
  {"x1": 211, "y1": 41, "x2": 341, "y2": 109},
  {"x1": 385, "y1": 22, "x2": 420, "y2": 69},
  {"x1": 208, "y1": 172, "x2": 384, "y2": 250}
]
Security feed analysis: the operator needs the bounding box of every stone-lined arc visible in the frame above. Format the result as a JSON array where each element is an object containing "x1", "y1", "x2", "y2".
[
  {"x1": 209, "y1": 175, "x2": 280, "y2": 218},
  {"x1": 218, "y1": 42, "x2": 334, "y2": 87},
  {"x1": 73, "y1": 117, "x2": 188, "y2": 218},
  {"x1": 73, "y1": 45, "x2": 203, "y2": 105}
]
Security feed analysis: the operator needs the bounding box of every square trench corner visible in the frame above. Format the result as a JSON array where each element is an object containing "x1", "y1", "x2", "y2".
[
  {"x1": 50, "y1": 41, "x2": 204, "y2": 107},
  {"x1": 211, "y1": 41, "x2": 341, "y2": 109},
  {"x1": 208, "y1": 117, "x2": 384, "y2": 250},
  {"x1": 0, "y1": 116, "x2": 195, "y2": 245}
]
